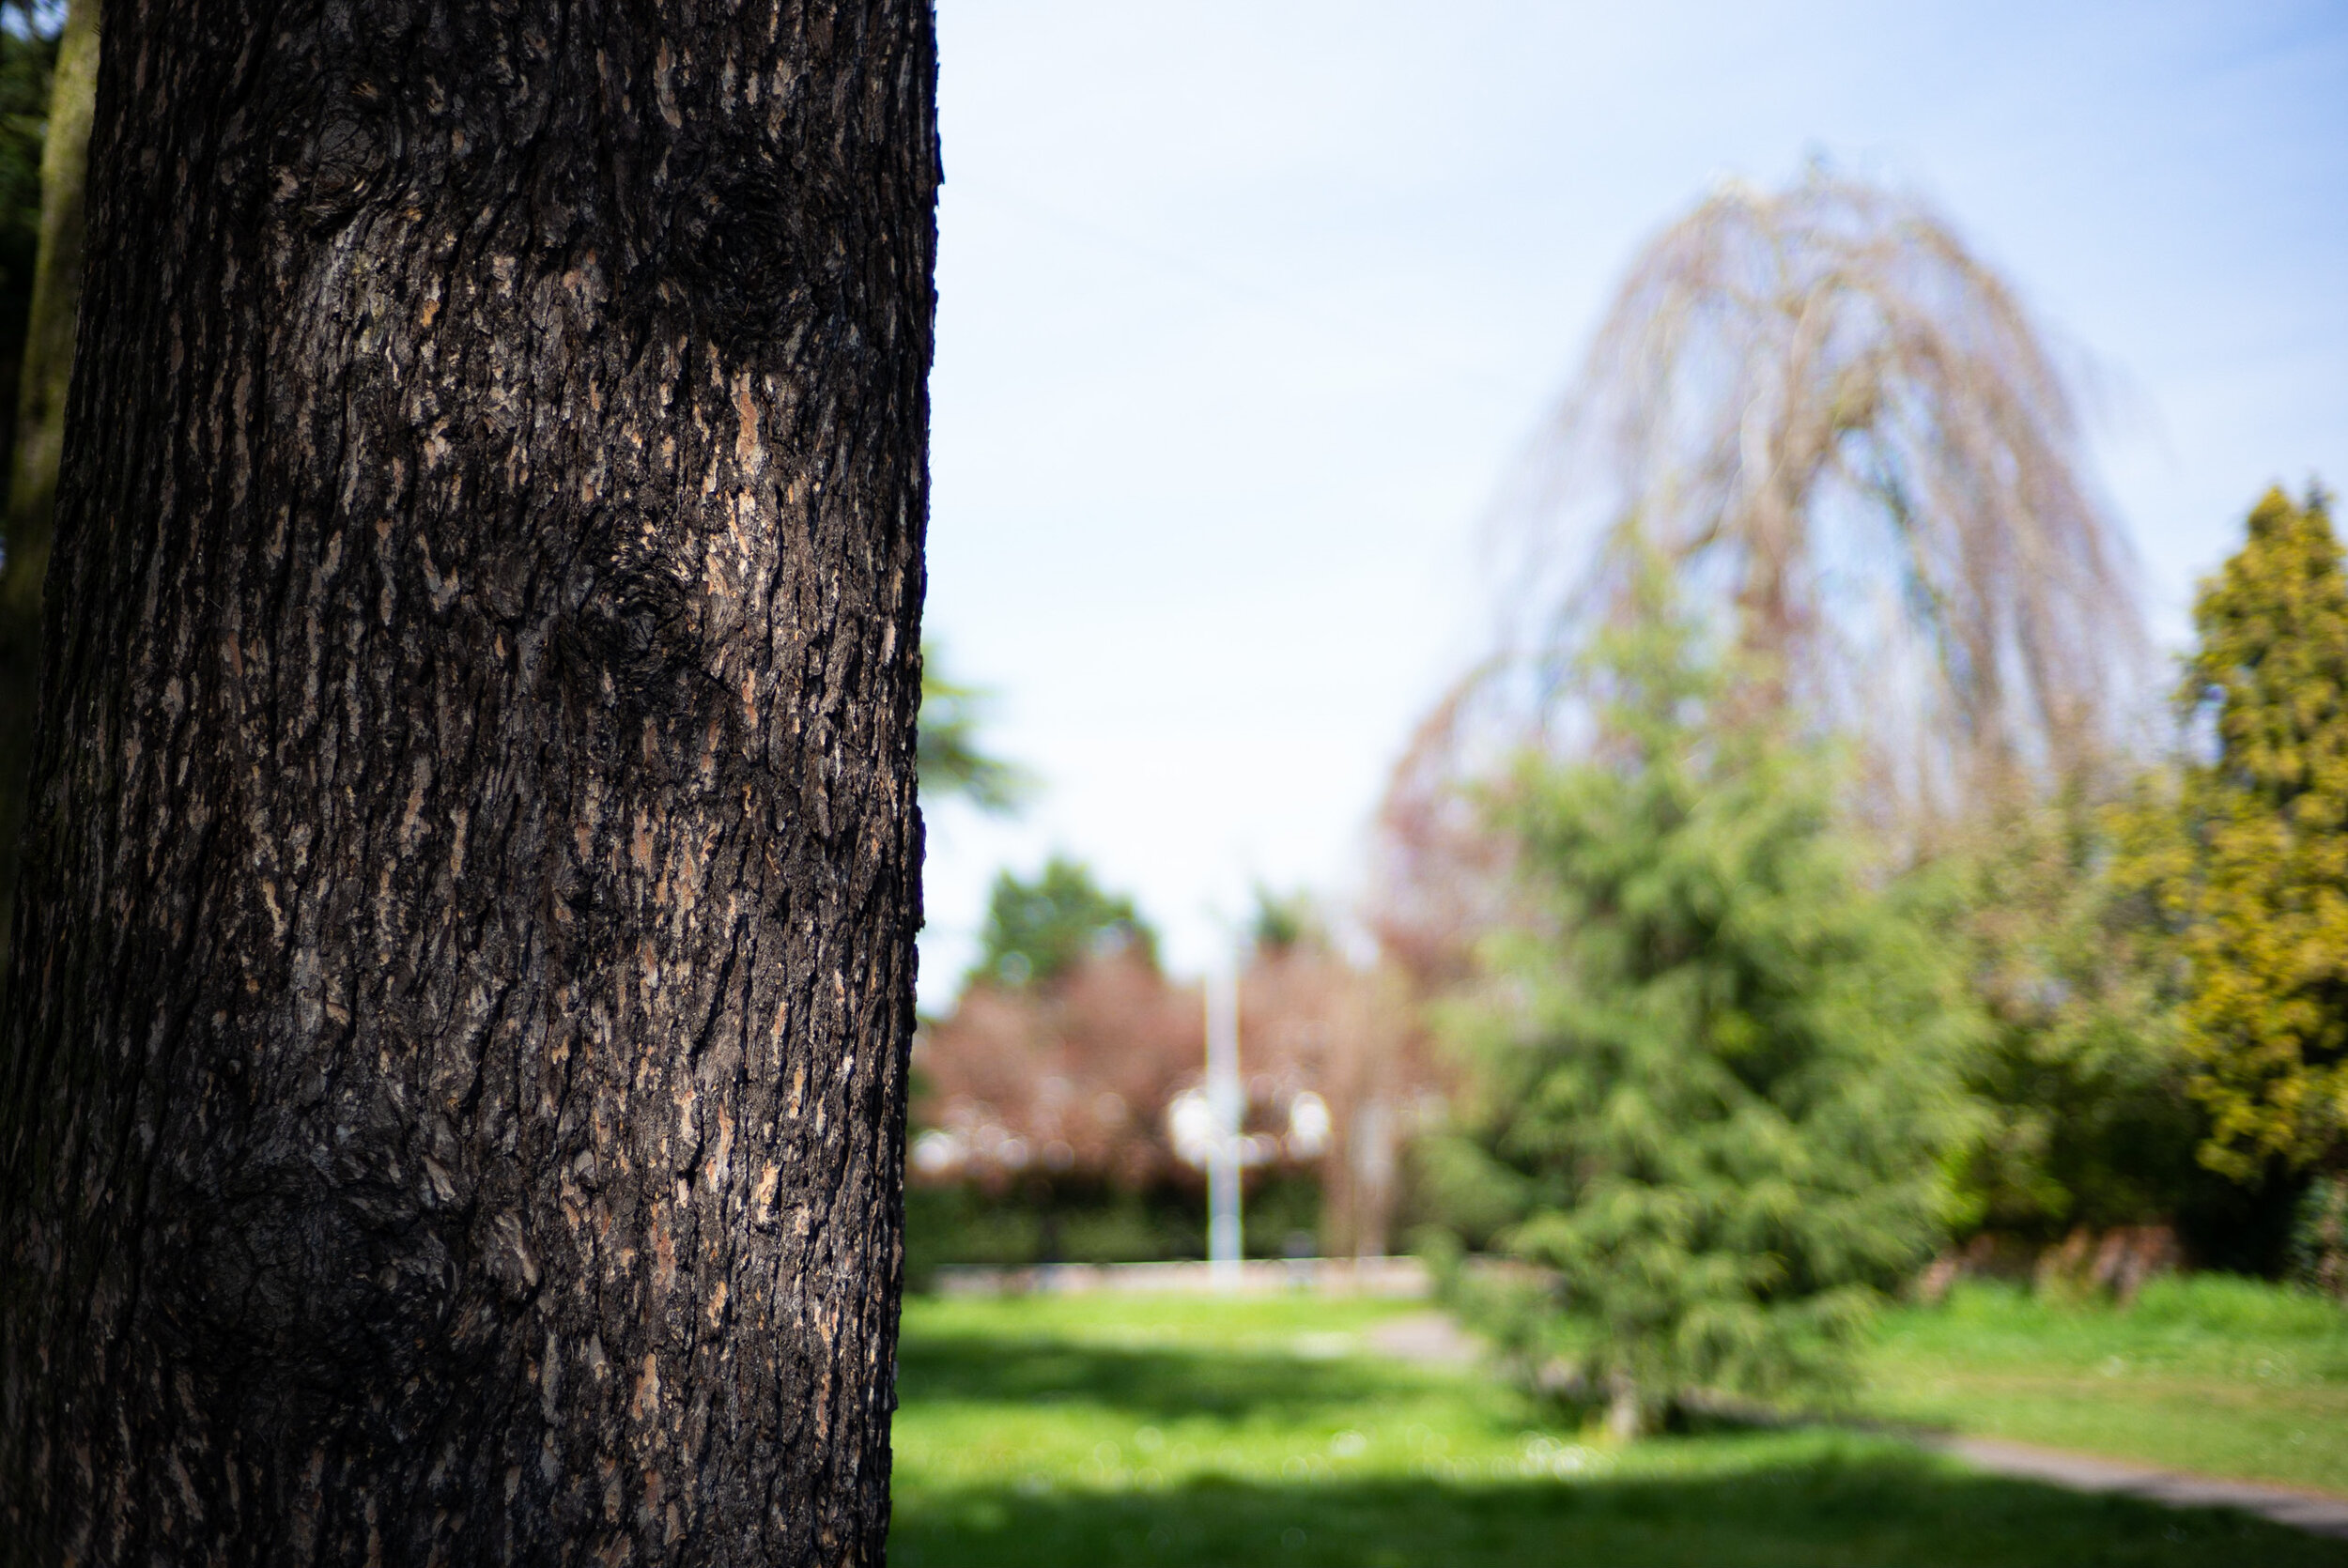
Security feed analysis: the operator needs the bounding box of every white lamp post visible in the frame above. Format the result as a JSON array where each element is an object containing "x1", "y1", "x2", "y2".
[
  {"x1": 1204, "y1": 965, "x2": 1243, "y2": 1284},
  {"x1": 1167, "y1": 965, "x2": 1247, "y2": 1285}
]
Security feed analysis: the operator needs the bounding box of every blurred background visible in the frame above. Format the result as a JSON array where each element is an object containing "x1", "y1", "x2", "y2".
[
  {"x1": 828, "y1": 0, "x2": 2348, "y2": 1555},
  {"x1": 888, "y1": 10, "x2": 2348, "y2": 1548},
  {"x1": 888, "y1": 15, "x2": 2348, "y2": 1559},
  {"x1": 906, "y1": 0, "x2": 2348, "y2": 1289}
]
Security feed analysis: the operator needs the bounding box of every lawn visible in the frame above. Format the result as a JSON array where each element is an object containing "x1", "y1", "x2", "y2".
[
  {"x1": 888, "y1": 1291, "x2": 2347, "y2": 1567},
  {"x1": 1864, "y1": 1277, "x2": 2348, "y2": 1495}
]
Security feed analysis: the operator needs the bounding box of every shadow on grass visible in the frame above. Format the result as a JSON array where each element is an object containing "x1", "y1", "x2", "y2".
[
  {"x1": 891, "y1": 1463, "x2": 2339, "y2": 1568},
  {"x1": 893, "y1": 1328, "x2": 2341, "y2": 1567},
  {"x1": 898, "y1": 1330, "x2": 1413, "y2": 1422}
]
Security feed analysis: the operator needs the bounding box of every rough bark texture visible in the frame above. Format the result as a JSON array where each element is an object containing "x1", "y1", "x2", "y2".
[
  {"x1": 0, "y1": 0, "x2": 97, "y2": 976},
  {"x1": 0, "y1": 3, "x2": 935, "y2": 1564}
]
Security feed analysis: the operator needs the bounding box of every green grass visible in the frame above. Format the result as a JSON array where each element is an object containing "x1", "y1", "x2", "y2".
[
  {"x1": 889, "y1": 1292, "x2": 2347, "y2": 1566},
  {"x1": 1864, "y1": 1276, "x2": 2348, "y2": 1495}
]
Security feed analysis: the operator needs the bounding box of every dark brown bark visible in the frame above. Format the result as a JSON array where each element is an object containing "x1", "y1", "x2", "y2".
[{"x1": 0, "y1": 2, "x2": 935, "y2": 1563}]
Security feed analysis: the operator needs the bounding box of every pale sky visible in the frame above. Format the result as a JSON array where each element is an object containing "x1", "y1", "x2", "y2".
[{"x1": 916, "y1": 0, "x2": 2348, "y2": 1006}]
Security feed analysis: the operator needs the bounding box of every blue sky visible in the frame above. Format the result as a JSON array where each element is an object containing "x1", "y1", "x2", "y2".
[{"x1": 916, "y1": 0, "x2": 2348, "y2": 1003}]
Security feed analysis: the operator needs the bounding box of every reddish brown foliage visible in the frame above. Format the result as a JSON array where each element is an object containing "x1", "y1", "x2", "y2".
[
  {"x1": 912, "y1": 950, "x2": 1203, "y2": 1191},
  {"x1": 911, "y1": 942, "x2": 1444, "y2": 1257}
]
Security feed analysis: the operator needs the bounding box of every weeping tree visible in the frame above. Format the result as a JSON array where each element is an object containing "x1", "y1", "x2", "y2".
[
  {"x1": 1526, "y1": 169, "x2": 2145, "y2": 793},
  {"x1": 1381, "y1": 172, "x2": 2150, "y2": 969}
]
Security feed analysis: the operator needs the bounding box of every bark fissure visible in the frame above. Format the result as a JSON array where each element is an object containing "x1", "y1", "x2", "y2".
[{"x1": 1, "y1": 3, "x2": 935, "y2": 1563}]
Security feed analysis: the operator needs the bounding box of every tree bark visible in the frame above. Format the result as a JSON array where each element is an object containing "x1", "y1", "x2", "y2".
[
  {"x1": 0, "y1": 3, "x2": 935, "y2": 1563},
  {"x1": 0, "y1": 0, "x2": 97, "y2": 979}
]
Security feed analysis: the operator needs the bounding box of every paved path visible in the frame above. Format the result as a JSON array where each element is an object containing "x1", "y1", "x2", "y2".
[
  {"x1": 1364, "y1": 1311, "x2": 1482, "y2": 1366},
  {"x1": 935, "y1": 1257, "x2": 1433, "y2": 1298},
  {"x1": 1924, "y1": 1435, "x2": 2348, "y2": 1542},
  {"x1": 1363, "y1": 1311, "x2": 2348, "y2": 1543}
]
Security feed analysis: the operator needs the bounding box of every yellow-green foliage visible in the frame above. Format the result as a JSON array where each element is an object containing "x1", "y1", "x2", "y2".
[{"x1": 2128, "y1": 487, "x2": 2348, "y2": 1180}]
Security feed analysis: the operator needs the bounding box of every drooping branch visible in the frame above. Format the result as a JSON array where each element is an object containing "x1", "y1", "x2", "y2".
[
  {"x1": 1377, "y1": 170, "x2": 2151, "y2": 973},
  {"x1": 1521, "y1": 171, "x2": 2147, "y2": 800}
]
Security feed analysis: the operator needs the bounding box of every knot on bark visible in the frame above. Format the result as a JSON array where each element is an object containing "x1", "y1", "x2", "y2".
[
  {"x1": 642, "y1": 130, "x2": 839, "y2": 356},
  {"x1": 559, "y1": 548, "x2": 714, "y2": 722},
  {"x1": 267, "y1": 72, "x2": 405, "y2": 235},
  {"x1": 173, "y1": 1154, "x2": 485, "y2": 1388}
]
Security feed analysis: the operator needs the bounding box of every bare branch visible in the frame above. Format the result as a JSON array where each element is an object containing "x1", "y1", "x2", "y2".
[{"x1": 1379, "y1": 170, "x2": 2153, "y2": 972}]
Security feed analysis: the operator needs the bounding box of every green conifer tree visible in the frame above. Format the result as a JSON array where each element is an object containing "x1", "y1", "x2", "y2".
[
  {"x1": 2131, "y1": 486, "x2": 2348, "y2": 1180},
  {"x1": 1434, "y1": 600, "x2": 1973, "y2": 1436}
]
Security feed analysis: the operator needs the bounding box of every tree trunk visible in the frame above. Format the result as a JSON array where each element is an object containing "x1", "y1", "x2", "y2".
[
  {"x1": 1604, "y1": 1375, "x2": 1657, "y2": 1443},
  {"x1": 0, "y1": 3, "x2": 935, "y2": 1564},
  {"x1": 0, "y1": 0, "x2": 97, "y2": 978}
]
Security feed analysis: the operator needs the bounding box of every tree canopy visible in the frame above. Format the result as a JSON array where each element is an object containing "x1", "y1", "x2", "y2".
[
  {"x1": 972, "y1": 854, "x2": 1157, "y2": 991},
  {"x1": 1382, "y1": 173, "x2": 2152, "y2": 975},
  {"x1": 1944, "y1": 792, "x2": 2200, "y2": 1237},
  {"x1": 1249, "y1": 883, "x2": 1323, "y2": 956},
  {"x1": 1529, "y1": 170, "x2": 2142, "y2": 793}
]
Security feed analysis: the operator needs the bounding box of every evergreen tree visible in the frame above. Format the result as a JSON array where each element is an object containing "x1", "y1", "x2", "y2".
[
  {"x1": 973, "y1": 854, "x2": 1156, "y2": 990},
  {"x1": 1434, "y1": 603, "x2": 1972, "y2": 1436},
  {"x1": 2130, "y1": 486, "x2": 2348, "y2": 1180}
]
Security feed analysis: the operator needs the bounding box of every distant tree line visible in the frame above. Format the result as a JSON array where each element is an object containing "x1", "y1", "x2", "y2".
[{"x1": 904, "y1": 859, "x2": 1431, "y2": 1278}]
